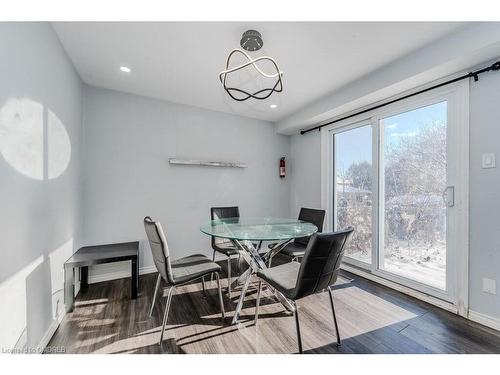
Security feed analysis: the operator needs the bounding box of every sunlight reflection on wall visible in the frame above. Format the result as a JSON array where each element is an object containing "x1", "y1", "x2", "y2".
[
  {"x1": 0, "y1": 255, "x2": 44, "y2": 349},
  {"x1": 0, "y1": 97, "x2": 71, "y2": 180},
  {"x1": 47, "y1": 109, "x2": 71, "y2": 179},
  {"x1": 0, "y1": 238, "x2": 74, "y2": 350},
  {"x1": 48, "y1": 239, "x2": 74, "y2": 319}
]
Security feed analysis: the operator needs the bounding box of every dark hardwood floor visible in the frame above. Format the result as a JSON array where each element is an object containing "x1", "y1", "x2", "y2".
[{"x1": 47, "y1": 258, "x2": 500, "y2": 354}]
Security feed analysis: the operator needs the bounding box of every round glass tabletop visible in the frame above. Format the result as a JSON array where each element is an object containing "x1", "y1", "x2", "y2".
[{"x1": 200, "y1": 217, "x2": 318, "y2": 241}]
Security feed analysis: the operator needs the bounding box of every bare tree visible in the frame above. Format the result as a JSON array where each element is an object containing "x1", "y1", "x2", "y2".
[{"x1": 338, "y1": 120, "x2": 446, "y2": 265}]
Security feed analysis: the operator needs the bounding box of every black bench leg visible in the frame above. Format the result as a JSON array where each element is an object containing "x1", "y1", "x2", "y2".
[
  {"x1": 64, "y1": 266, "x2": 74, "y2": 313},
  {"x1": 131, "y1": 256, "x2": 138, "y2": 299},
  {"x1": 80, "y1": 266, "x2": 89, "y2": 291}
]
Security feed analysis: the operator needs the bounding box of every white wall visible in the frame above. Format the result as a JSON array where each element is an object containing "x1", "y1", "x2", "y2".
[
  {"x1": 287, "y1": 62, "x2": 500, "y2": 324},
  {"x1": 469, "y1": 71, "x2": 500, "y2": 320},
  {"x1": 289, "y1": 131, "x2": 321, "y2": 217},
  {"x1": 81, "y1": 85, "x2": 290, "y2": 280},
  {"x1": 0, "y1": 23, "x2": 83, "y2": 350}
]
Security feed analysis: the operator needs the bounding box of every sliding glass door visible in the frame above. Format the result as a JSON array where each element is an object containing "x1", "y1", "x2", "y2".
[
  {"x1": 334, "y1": 123, "x2": 373, "y2": 266},
  {"x1": 379, "y1": 102, "x2": 448, "y2": 290},
  {"x1": 328, "y1": 85, "x2": 468, "y2": 304}
]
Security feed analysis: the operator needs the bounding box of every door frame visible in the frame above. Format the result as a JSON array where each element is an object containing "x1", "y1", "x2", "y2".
[{"x1": 321, "y1": 80, "x2": 469, "y2": 316}]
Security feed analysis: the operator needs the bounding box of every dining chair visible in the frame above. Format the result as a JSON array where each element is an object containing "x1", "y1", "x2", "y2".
[
  {"x1": 255, "y1": 227, "x2": 354, "y2": 353},
  {"x1": 210, "y1": 206, "x2": 241, "y2": 295},
  {"x1": 144, "y1": 216, "x2": 225, "y2": 345},
  {"x1": 268, "y1": 207, "x2": 326, "y2": 265}
]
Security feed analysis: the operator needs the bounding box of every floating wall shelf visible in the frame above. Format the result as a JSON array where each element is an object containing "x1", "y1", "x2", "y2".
[{"x1": 168, "y1": 158, "x2": 247, "y2": 168}]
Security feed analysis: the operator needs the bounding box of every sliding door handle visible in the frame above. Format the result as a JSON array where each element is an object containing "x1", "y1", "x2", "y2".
[{"x1": 442, "y1": 186, "x2": 455, "y2": 207}]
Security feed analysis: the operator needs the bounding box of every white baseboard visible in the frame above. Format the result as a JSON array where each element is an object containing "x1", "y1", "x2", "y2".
[
  {"x1": 37, "y1": 312, "x2": 65, "y2": 353},
  {"x1": 341, "y1": 264, "x2": 458, "y2": 314},
  {"x1": 13, "y1": 328, "x2": 27, "y2": 352},
  {"x1": 468, "y1": 310, "x2": 500, "y2": 331},
  {"x1": 12, "y1": 311, "x2": 66, "y2": 354},
  {"x1": 88, "y1": 265, "x2": 156, "y2": 284}
]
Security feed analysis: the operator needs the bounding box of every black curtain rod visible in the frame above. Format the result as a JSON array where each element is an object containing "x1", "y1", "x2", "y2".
[{"x1": 300, "y1": 61, "x2": 500, "y2": 135}]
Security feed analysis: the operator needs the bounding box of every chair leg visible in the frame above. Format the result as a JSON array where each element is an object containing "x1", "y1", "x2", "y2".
[
  {"x1": 159, "y1": 286, "x2": 175, "y2": 345},
  {"x1": 149, "y1": 273, "x2": 161, "y2": 317},
  {"x1": 211, "y1": 251, "x2": 216, "y2": 281},
  {"x1": 293, "y1": 301, "x2": 303, "y2": 354},
  {"x1": 254, "y1": 280, "x2": 262, "y2": 325},
  {"x1": 268, "y1": 254, "x2": 273, "y2": 268},
  {"x1": 227, "y1": 256, "x2": 232, "y2": 295},
  {"x1": 201, "y1": 276, "x2": 207, "y2": 297},
  {"x1": 328, "y1": 287, "x2": 341, "y2": 346},
  {"x1": 215, "y1": 272, "x2": 225, "y2": 319}
]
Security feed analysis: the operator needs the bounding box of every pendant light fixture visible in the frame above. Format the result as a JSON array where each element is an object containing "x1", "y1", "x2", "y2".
[{"x1": 219, "y1": 30, "x2": 283, "y2": 102}]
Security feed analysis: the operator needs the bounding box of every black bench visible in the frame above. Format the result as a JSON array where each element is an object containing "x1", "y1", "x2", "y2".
[{"x1": 64, "y1": 241, "x2": 139, "y2": 312}]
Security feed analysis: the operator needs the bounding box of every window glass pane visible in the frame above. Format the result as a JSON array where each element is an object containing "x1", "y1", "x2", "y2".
[
  {"x1": 380, "y1": 101, "x2": 447, "y2": 290},
  {"x1": 335, "y1": 125, "x2": 373, "y2": 264}
]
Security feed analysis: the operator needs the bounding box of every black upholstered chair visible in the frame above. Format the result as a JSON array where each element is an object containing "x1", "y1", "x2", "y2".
[
  {"x1": 255, "y1": 227, "x2": 354, "y2": 353},
  {"x1": 210, "y1": 206, "x2": 240, "y2": 294},
  {"x1": 268, "y1": 207, "x2": 326, "y2": 265},
  {"x1": 144, "y1": 216, "x2": 225, "y2": 345}
]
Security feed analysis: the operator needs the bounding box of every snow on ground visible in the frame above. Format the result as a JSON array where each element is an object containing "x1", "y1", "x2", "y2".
[
  {"x1": 383, "y1": 240, "x2": 446, "y2": 290},
  {"x1": 345, "y1": 241, "x2": 446, "y2": 290}
]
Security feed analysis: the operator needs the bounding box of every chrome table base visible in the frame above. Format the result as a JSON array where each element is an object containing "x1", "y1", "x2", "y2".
[{"x1": 230, "y1": 238, "x2": 293, "y2": 324}]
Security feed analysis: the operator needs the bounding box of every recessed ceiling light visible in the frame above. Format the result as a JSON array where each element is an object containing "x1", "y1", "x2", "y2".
[
  {"x1": 120, "y1": 66, "x2": 131, "y2": 73},
  {"x1": 270, "y1": 104, "x2": 278, "y2": 109}
]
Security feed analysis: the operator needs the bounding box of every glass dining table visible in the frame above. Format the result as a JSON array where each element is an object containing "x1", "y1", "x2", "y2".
[{"x1": 200, "y1": 217, "x2": 318, "y2": 324}]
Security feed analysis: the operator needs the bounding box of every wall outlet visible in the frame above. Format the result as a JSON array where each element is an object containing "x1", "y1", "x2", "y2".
[
  {"x1": 482, "y1": 153, "x2": 496, "y2": 169},
  {"x1": 482, "y1": 278, "x2": 497, "y2": 295}
]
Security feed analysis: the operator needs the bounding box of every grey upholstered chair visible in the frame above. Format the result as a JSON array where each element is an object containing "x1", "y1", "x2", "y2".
[
  {"x1": 268, "y1": 207, "x2": 326, "y2": 265},
  {"x1": 144, "y1": 216, "x2": 225, "y2": 345},
  {"x1": 255, "y1": 227, "x2": 354, "y2": 353},
  {"x1": 210, "y1": 206, "x2": 240, "y2": 294}
]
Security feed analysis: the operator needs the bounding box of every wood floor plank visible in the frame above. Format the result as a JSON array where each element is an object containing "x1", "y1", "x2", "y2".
[{"x1": 46, "y1": 258, "x2": 500, "y2": 354}]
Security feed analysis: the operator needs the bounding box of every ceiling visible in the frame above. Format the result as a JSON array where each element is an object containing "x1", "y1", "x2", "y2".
[{"x1": 52, "y1": 22, "x2": 466, "y2": 123}]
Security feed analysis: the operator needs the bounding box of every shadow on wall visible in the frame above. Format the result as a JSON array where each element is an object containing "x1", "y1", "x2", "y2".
[{"x1": 0, "y1": 97, "x2": 73, "y2": 351}]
